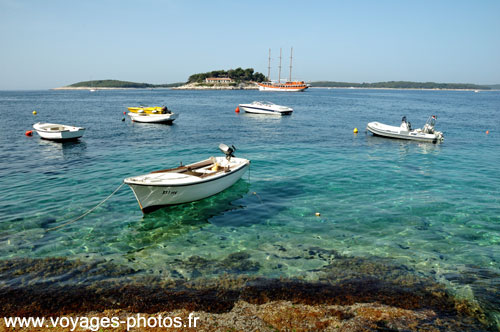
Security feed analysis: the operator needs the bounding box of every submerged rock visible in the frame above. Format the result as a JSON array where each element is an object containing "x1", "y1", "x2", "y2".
[{"x1": 0, "y1": 254, "x2": 495, "y2": 330}]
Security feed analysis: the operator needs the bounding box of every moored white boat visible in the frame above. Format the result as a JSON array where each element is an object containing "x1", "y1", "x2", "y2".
[
  {"x1": 239, "y1": 101, "x2": 293, "y2": 115},
  {"x1": 128, "y1": 112, "x2": 178, "y2": 123},
  {"x1": 124, "y1": 144, "x2": 250, "y2": 213},
  {"x1": 33, "y1": 122, "x2": 85, "y2": 141},
  {"x1": 366, "y1": 116, "x2": 444, "y2": 143},
  {"x1": 127, "y1": 106, "x2": 178, "y2": 123}
]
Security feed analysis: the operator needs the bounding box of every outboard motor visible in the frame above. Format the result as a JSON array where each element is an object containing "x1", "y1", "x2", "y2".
[{"x1": 219, "y1": 143, "x2": 236, "y2": 160}]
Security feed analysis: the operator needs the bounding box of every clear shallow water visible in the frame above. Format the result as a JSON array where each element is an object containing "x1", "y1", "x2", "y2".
[{"x1": 0, "y1": 89, "x2": 499, "y2": 317}]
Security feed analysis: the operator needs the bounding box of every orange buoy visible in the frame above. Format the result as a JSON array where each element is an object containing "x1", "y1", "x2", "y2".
[
  {"x1": 486, "y1": 130, "x2": 489, "y2": 134},
  {"x1": 25, "y1": 130, "x2": 33, "y2": 136},
  {"x1": 235, "y1": 106, "x2": 240, "y2": 113}
]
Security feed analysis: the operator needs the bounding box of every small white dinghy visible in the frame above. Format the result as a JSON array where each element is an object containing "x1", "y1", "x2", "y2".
[
  {"x1": 127, "y1": 106, "x2": 178, "y2": 124},
  {"x1": 33, "y1": 122, "x2": 85, "y2": 141},
  {"x1": 367, "y1": 116, "x2": 444, "y2": 143},
  {"x1": 124, "y1": 144, "x2": 250, "y2": 213},
  {"x1": 239, "y1": 101, "x2": 293, "y2": 115},
  {"x1": 128, "y1": 112, "x2": 178, "y2": 123}
]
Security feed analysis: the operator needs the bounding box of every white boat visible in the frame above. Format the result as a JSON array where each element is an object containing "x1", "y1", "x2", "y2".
[
  {"x1": 124, "y1": 144, "x2": 250, "y2": 213},
  {"x1": 33, "y1": 122, "x2": 85, "y2": 141},
  {"x1": 127, "y1": 106, "x2": 178, "y2": 124},
  {"x1": 366, "y1": 116, "x2": 444, "y2": 143},
  {"x1": 239, "y1": 101, "x2": 293, "y2": 115},
  {"x1": 128, "y1": 112, "x2": 178, "y2": 123}
]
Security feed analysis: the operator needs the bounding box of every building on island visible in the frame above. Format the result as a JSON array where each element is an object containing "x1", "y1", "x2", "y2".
[{"x1": 205, "y1": 77, "x2": 234, "y2": 84}]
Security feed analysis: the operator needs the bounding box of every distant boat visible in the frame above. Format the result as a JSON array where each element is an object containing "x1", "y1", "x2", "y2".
[
  {"x1": 239, "y1": 101, "x2": 293, "y2": 115},
  {"x1": 258, "y1": 81, "x2": 308, "y2": 92},
  {"x1": 127, "y1": 106, "x2": 178, "y2": 124},
  {"x1": 366, "y1": 116, "x2": 444, "y2": 143},
  {"x1": 33, "y1": 122, "x2": 85, "y2": 141},
  {"x1": 124, "y1": 144, "x2": 250, "y2": 213},
  {"x1": 258, "y1": 47, "x2": 308, "y2": 92}
]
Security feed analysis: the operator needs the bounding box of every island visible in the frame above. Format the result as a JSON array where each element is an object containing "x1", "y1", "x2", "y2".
[
  {"x1": 172, "y1": 68, "x2": 266, "y2": 90},
  {"x1": 53, "y1": 80, "x2": 184, "y2": 90},
  {"x1": 54, "y1": 79, "x2": 497, "y2": 91},
  {"x1": 309, "y1": 81, "x2": 493, "y2": 90}
]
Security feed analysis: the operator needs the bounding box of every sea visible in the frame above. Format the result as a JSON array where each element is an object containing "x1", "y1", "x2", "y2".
[{"x1": 0, "y1": 88, "x2": 499, "y2": 327}]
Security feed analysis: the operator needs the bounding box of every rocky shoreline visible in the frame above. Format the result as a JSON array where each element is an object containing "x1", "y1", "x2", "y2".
[
  {"x1": 51, "y1": 87, "x2": 167, "y2": 90},
  {"x1": 51, "y1": 83, "x2": 259, "y2": 90},
  {"x1": 172, "y1": 82, "x2": 259, "y2": 90}
]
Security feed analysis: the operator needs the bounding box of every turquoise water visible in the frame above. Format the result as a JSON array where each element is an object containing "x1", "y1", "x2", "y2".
[{"x1": 0, "y1": 89, "x2": 499, "y2": 318}]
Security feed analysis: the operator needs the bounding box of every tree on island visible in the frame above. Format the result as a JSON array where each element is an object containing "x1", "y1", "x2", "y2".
[{"x1": 188, "y1": 67, "x2": 266, "y2": 83}]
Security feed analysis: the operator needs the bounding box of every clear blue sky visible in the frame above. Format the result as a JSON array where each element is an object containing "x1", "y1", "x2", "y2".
[{"x1": 1, "y1": 0, "x2": 499, "y2": 89}]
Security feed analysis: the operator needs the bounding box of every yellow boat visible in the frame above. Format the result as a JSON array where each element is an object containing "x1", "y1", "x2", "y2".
[{"x1": 127, "y1": 106, "x2": 171, "y2": 114}]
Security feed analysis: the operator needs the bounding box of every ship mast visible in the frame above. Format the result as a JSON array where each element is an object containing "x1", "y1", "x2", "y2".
[
  {"x1": 278, "y1": 48, "x2": 282, "y2": 84},
  {"x1": 289, "y1": 47, "x2": 293, "y2": 82},
  {"x1": 267, "y1": 48, "x2": 271, "y2": 81}
]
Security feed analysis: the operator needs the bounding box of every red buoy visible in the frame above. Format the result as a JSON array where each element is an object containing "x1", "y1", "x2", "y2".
[
  {"x1": 123, "y1": 111, "x2": 126, "y2": 115},
  {"x1": 25, "y1": 130, "x2": 33, "y2": 136},
  {"x1": 235, "y1": 106, "x2": 240, "y2": 113}
]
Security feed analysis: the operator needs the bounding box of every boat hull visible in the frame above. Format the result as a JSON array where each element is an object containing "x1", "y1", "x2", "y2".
[
  {"x1": 128, "y1": 112, "x2": 178, "y2": 123},
  {"x1": 125, "y1": 160, "x2": 249, "y2": 212},
  {"x1": 239, "y1": 105, "x2": 292, "y2": 115},
  {"x1": 366, "y1": 122, "x2": 443, "y2": 143},
  {"x1": 258, "y1": 84, "x2": 308, "y2": 92},
  {"x1": 33, "y1": 123, "x2": 85, "y2": 141}
]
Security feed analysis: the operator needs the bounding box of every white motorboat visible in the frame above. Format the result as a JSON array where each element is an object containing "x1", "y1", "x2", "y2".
[
  {"x1": 238, "y1": 101, "x2": 293, "y2": 115},
  {"x1": 33, "y1": 122, "x2": 85, "y2": 141},
  {"x1": 128, "y1": 112, "x2": 178, "y2": 124},
  {"x1": 127, "y1": 106, "x2": 178, "y2": 124},
  {"x1": 366, "y1": 116, "x2": 444, "y2": 143},
  {"x1": 124, "y1": 144, "x2": 250, "y2": 213}
]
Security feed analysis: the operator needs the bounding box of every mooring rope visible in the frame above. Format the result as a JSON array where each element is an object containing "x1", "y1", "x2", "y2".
[
  {"x1": 46, "y1": 182, "x2": 125, "y2": 232},
  {"x1": 247, "y1": 164, "x2": 263, "y2": 204},
  {"x1": 252, "y1": 191, "x2": 263, "y2": 204}
]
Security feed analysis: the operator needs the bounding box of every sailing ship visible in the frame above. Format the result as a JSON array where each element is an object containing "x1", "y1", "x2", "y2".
[{"x1": 257, "y1": 47, "x2": 308, "y2": 92}]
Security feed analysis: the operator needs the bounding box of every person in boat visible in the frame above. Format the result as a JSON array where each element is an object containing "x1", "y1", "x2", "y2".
[{"x1": 400, "y1": 116, "x2": 412, "y2": 131}]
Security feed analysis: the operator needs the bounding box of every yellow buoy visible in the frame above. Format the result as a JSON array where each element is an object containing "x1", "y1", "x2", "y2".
[
  {"x1": 315, "y1": 212, "x2": 321, "y2": 217},
  {"x1": 353, "y1": 128, "x2": 358, "y2": 133},
  {"x1": 32, "y1": 110, "x2": 37, "y2": 115}
]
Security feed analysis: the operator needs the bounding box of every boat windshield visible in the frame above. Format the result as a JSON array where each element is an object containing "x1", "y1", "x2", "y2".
[
  {"x1": 422, "y1": 116, "x2": 437, "y2": 133},
  {"x1": 254, "y1": 101, "x2": 276, "y2": 107},
  {"x1": 425, "y1": 116, "x2": 437, "y2": 127}
]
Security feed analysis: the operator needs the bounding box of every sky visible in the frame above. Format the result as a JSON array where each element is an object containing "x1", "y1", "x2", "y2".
[{"x1": 0, "y1": 0, "x2": 499, "y2": 90}]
